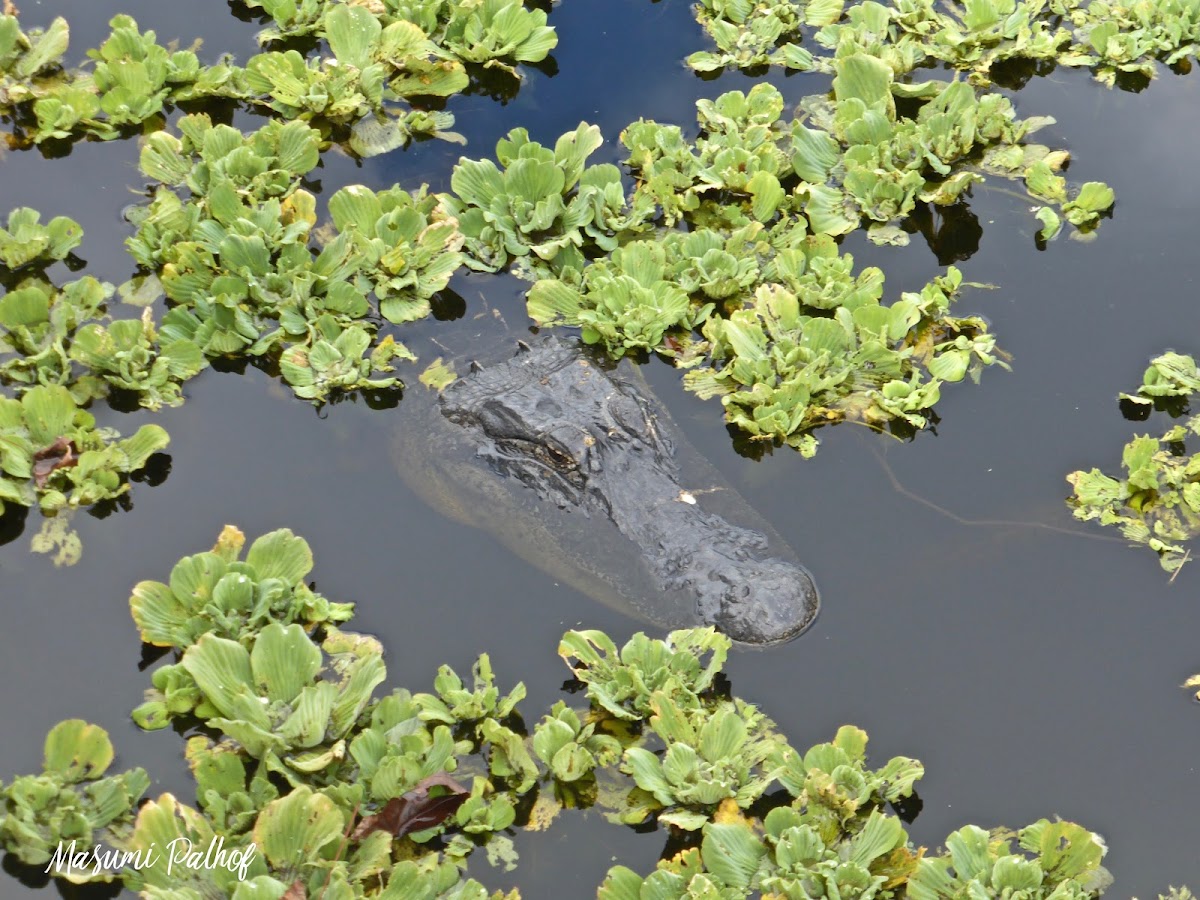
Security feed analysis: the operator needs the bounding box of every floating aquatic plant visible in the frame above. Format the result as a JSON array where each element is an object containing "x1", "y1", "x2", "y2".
[
  {"x1": 280, "y1": 322, "x2": 411, "y2": 401},
  {"x1": 0, "y1": 207, "x2": 81, "y2": 270},
  {"x1": 532, "y1": 701, "x2": 622, "y2": 784},
  {"x1": 693, "y1": 0, "x2": 1200, "y2": 88},
  {"x1": 15, "y1": 14, "x2": 233, "y2": 144},
  {"x1": 67, "y1": 309, "x2": 207, "y2": 410},
  {"x1": 558, "y1": 627, "x2": 732, "y2": 720},
  {"x1": 2, "y1": 0, "x2": 557, "y2": 150},
  {"x1": 682, "y1": 268, "x2": 1006, "y2": 456},
  {"x1": 0, "y1": 719, "x2": 149, "y2": 876},
  {"x1": 85, "y1": 15, "x2": 228, "y2": 131},
  {"x1": 1067, "y1": 352, "x2": 1200, "y2": 575},
  {"x1": 793, "y1": 56, "x2": 1103, "y2": 240},
  {"x1": 620, "y1": 694, "x2": 786, "y2": 830},
  {"x1": 502, "y1": 78, "x2": 1096, "y2": 453},
  {"x1": 622, "y1": 83, "x2": 794, "y2": 230},
  {"x1": 601, "y1": 811, "x2": 1110, "y2": 899},
  {"x1": 908, "y1": 819, "x2": 1113, "y2": 897},
  {"x1": 128, "y1": 525, "x2": 354, "y2": 650},
  {"x1": 686, "y1": 0, "x2": 843, "y2": 72},
  {"x1": 240, "y1": 0, "x2": 557, "y2": 74},
  {"x1": 327, "y1": 184, "x2": 465, "y2": 324},
  {"x1": 0, "y1": 526, "x2": 1126, "y2": 897},
  {"x1": 0, "y1": 15, "x2": 70, "y2": 107},
  {"x1": 237, "y1": 4, "x2": 469, "y2": 146},
  {"x1": 445, "y1": 123, "x2": 652, "y2": 277},
  {"x1": 0, "y1": 254, "x2": 204, "y2": 411},
  {"x1": 527, "y1": 236, "x2": 718, "y2": 357},
  {"x1": 0, "y1": 273, "x2": 111, "y2": 394},
  {"x1": 601, "y1": 719, "x2": 1107, "y2": 898},
  {"x1": 0, "y1": 384, "x2": 168, "y2": 513},
  {"x1": 126, "y1": 115, "x2": 452, "y2": 403}
]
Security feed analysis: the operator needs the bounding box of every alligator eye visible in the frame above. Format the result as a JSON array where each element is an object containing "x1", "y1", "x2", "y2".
[{"x1": 543, "y1": 440, "x2": 577, "y2": 469}]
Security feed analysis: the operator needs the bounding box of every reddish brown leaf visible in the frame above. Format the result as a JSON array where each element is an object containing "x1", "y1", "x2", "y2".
[
  {"x1": 281, "y1": 880, "x2": 306, "y2": 900},
  {"x1": 32, "y1": 436, "x2": 76, "y2": 488},
  {"x1": 350, "y1": 773, "x2": 469, "y2": 840}
]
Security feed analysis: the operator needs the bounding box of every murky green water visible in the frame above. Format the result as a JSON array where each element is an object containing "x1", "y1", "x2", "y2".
[{"x1": 3, "y1": 0, "x2": 1200, "y2": 896}]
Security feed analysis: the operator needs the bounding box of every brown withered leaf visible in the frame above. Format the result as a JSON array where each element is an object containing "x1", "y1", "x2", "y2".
[
  {"x1": 32, "y1": 437, "x2": 76, "y2": 488},
  {"x1": 281, "y1": 880, "x2": 306, "y2": 900},
  {"x1": 351, "y1": 773, "x2": 469, "y2": 840}
]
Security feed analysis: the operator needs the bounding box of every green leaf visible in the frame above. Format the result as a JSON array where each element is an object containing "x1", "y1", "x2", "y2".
[
  {"x1": 252, "y1": 786, "x2": 344, "y2": 869},
  {"x1": 833, "y1": 54, "x2": 895, "y2": 118},
  {"x1": 251, "y1": 623, "x2": 322, "y2": 703},
  {"x1": 324, "y1": 4, "x2": 381, "y2": 70},
  {"x1": 701, "y1": 822, "x2": 766, "y2": 890},
  {"x1": 245, "y1": 528, "x2": 314, "y2": 584},
  {"x1": 42, "y1": 720, "x2": 114, "y2": 783}
]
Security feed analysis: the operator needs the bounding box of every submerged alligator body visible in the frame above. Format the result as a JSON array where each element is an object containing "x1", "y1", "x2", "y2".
[{"x1": 396, "y1": 334, "x2": 819, "y2": 645}]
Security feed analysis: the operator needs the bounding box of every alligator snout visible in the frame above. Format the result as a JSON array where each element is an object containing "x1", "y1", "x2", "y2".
[{"x1": 696, "y1": 550, "x2": 820, "y2": 645}]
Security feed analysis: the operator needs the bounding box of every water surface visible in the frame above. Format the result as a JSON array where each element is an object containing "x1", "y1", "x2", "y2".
[{"x1": 2, "y1": 0, "x2": 1199, "y2": 896}]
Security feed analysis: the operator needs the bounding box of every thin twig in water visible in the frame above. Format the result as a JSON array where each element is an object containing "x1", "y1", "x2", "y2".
[
  {"x1": 871, "y1": 444, "x2": 1126, "y2": 542},
  {"x1": 1170, "y1": 550, "x2": 1190, "y2": 584},
  {"x1": 318, "y1": 799, "x2": 361, "y2": 900}
]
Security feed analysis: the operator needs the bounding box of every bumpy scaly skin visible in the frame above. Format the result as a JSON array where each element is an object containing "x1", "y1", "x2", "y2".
[{"x1": 440, "y1": 336, "x2": 820, "y2": 644}]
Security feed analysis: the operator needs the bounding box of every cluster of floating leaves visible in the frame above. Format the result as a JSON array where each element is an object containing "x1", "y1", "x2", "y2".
[
  {"x1": 0, "y1": 1, "x2": 556, "y2": 152},
  {"x1": 0, "y1": 525, "x2": 1120, "y2": 898},
  {"x1": 1067, "y1": 352, "x2": 1200, "y2": 576},
  {"x1": 0, "y1": 0, "x2": 557, "y2": 555},
  {"x1": 0, "y1": 0, "x2": 1144, "y2": 548},
  {"x1": 128, "y1": 113, "x2": 463, "y2": 399},
  {"x1": 688, "y1": 0, "x2": 1200, "y2": 87},
  {"x1": 495, "y1": 70, "x2": 1069, "y2": 454}
]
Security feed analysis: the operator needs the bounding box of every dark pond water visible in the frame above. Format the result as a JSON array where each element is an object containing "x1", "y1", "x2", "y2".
[{"x1": 2, "y1": 0, "x2": 1200, "y2": 897}]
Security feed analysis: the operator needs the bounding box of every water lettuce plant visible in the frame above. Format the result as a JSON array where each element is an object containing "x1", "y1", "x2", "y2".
[
  {"x1": 1067, "y1": 351, "x2": 1200, "y2": 575},
  {"x1": 557, "y1": 627, "x2": 731, "y2": 720},
  {"x1": 240, "y1": 0, "x2": 557, "y2": 74},
  {"x1": 601, "y1": 810, "x2": 1109, "y2": 899},
  {"x1": 527, "y1": 236, "x2": 718, "y2": 357},
  {"x1": 685, "y1": 0, "x2": 844, "y2": 72},
  {"x1": 0, "y1": 273, "x2": 111, "y2": 394},
  {"x1": 0, "y1": 15, "x2": 70, "y2": 107},
  {"x1": 461, "y1": 82, "x2": 1023, "y2": 453},
  {"x1": 125, "y1": 115, "x2": 455, "y2": 403},
  {"x1": 0, "y1": 4, "x2": 1117, "y2": 462},
  {"x1": 327, "y1": 184, "x2": 465, "y2": 325},
  {"x1": 0, "y1": 719, "x2": 149, "y2": 875},
  {"x1": 620, "y1": 695, "x2": 786, "y2": 829},
  {"x1": 681, "y1": 269, "x2": 1005, "y2": 456},
  {"x1": 1, "y1": 0, "x2": 558, "y2": 152},
  {"x1": 532, "y1": 701, "x2": 621, "y2": 783},
  {"x1": 445, "y1": 123, "x2": 652, "y2": 278},
  {"x1": 520, "y1": 85, "x2": 1012, "y2": 453},
  {"x1": 689, "y1": 0, "x2": 1200, "y2": 88},
  {"x1": 0, "y1": 526, "x2": 1133, "y2": 897},
  {"x1": 0, "y1": 384, "x2": 168, "y2": 513},
  {"x1": 0, "y1": 207, "x2": 82, "y2": 270}
]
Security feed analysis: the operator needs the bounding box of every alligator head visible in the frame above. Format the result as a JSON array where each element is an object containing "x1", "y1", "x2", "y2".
[{"x1": 439, "y1": 336, "x2": 820, "y2": 645}]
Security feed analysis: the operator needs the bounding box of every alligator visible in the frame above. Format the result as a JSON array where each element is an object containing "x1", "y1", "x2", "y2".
[{"x1": 393, "y1": 333, "x2": 820, "y2": 645}]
